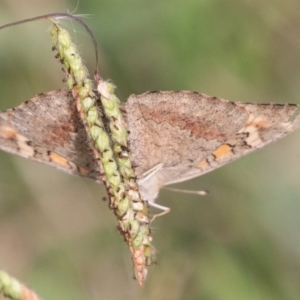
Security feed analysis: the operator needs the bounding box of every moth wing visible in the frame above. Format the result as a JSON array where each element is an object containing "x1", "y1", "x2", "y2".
[
  {"x1": 126, "y1": 91, "x2": 300, "y2": 201},
  {"x1": 0, "y1": 89, "x2": 101, "y2": 182}
]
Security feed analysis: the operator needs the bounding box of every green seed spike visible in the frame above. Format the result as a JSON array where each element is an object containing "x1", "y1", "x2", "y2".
[
  {"x1": 50, "y1": 20, "x2": 155, "y2": 285},
  {"x1": 0, "y1": 270, "x2": 40, "y2": 300},
  {"x1": 96, "y1": 77, "x2": 156, "y2": 275},
  {"x1": 97, "y1": 80, "x2": 140, "y2": 183}
]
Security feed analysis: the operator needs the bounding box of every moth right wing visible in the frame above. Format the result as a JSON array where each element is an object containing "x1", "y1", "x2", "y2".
[
  {"x1": 0, "y1": 89, "x2": 101, "y2": 182},
  {"x1": 125, "y1": 91, "x2": 300, "y2": 202}
]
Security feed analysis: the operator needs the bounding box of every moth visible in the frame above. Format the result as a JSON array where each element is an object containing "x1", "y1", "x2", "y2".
[{"x1": 0, "y1": 89, "x2": 299, "y2": 206}]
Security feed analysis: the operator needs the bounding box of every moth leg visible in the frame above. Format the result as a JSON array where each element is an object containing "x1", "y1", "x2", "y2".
[
  {"x1": 137, "y1": 163, "x2": 170, "y2": 221},
  {"x1": 138, "y1": 163, "x2": 164, "y2": 203},
  {"x1": 149, "y1": 202, "x2": 170, "y2": 223},
  {"x1": 139, "y1": 163, "x2": 164, "y2": 183}
]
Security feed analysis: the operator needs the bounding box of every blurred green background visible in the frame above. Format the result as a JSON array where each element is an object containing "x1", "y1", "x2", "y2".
[{"x1": 0, "y1": 0, "x2": 300, "y2": 299}]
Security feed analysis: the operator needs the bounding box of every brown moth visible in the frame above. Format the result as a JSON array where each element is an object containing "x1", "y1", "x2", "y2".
[{"x1": 0, "y1": 89, "x2": 300, "y2": 205}]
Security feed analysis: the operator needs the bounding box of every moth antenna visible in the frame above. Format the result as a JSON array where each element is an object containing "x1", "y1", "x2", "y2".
[
  {"x1": 0, "y1": 13, "x2": 99, "y2": 76},
  {"x1": 163, "y1": 187, "x2": 209, "y2": 196}
]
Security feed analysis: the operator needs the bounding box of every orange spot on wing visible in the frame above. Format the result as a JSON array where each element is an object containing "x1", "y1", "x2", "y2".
[
  {"x1": 0, "y1": 127, "x2": 17, "y2": 139},
  {"x1": 78, "y1": 166, "x2": 89, "y2": 175},
  {"x1": 49, "y1": 152, "x2": 71, "y2": 168},
  {"x1": 212, "y1": 144, "x2": 232, "y2": 160},
  {"x1": 197, "y1": 160, "x2": 208, "y2": 169}
]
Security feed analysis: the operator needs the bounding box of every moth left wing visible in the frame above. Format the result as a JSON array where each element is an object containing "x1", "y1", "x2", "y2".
[{"x1": 0, "y1": 89, "x2": 101, "y2": 182}]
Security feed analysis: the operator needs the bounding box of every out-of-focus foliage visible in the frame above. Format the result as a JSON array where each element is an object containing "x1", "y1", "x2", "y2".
[{"x1": 0, "y1": 1, "x2": 300, "y2": 299}]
